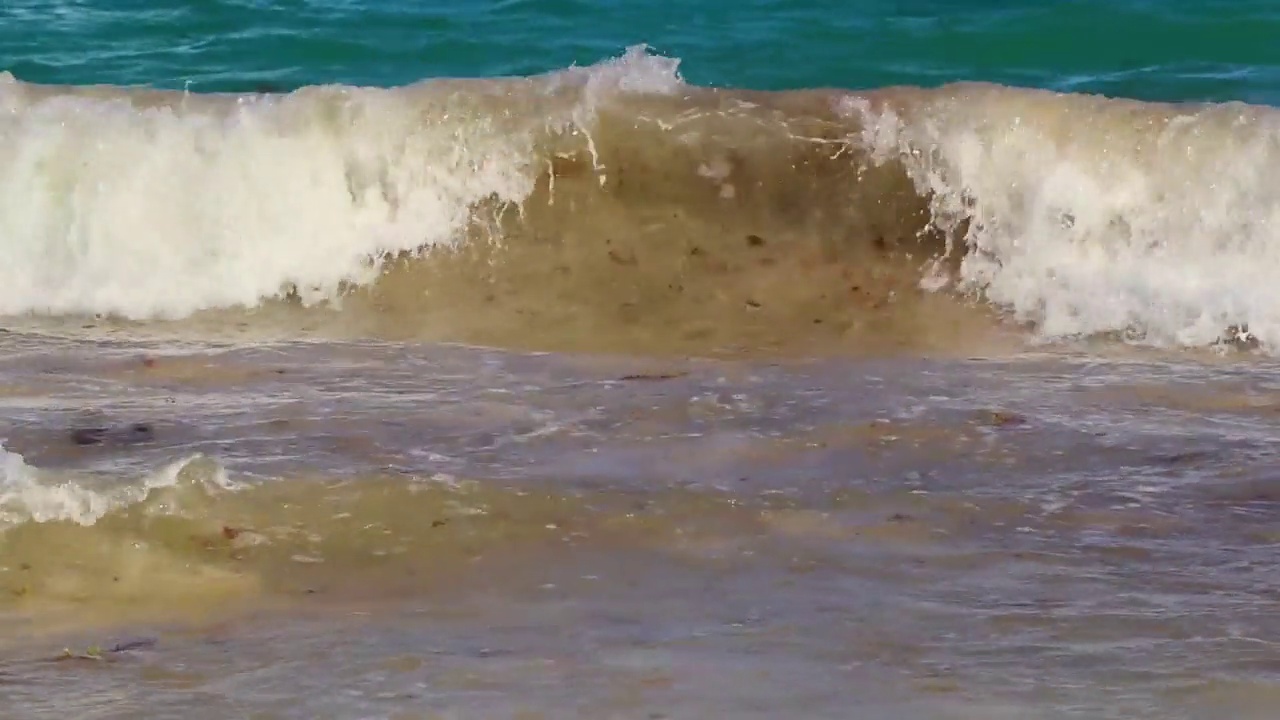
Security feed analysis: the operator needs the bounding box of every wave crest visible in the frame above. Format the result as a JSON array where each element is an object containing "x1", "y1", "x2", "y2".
[{"x1": 1, "y1": 48, "x2": 1278, "y2": 355}]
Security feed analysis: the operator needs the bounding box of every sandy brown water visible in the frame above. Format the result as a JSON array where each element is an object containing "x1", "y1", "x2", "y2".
[
  {"x1": 1, "y1": 329, "x2": 1279, "y2": 719},
  {"x1": 4, "y1": 75, "x2": 1280, "y2": 719}
]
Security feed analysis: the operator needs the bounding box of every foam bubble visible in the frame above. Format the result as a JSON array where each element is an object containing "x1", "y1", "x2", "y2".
[
  {"x1": 0, "y1": 47, "x2": 681, "y2": 321},
  {"x1": 847, "y1": 85, "x2": 1280, "y2": 350},
  {"x1": 0, "y1": 443, "x2": 236, "y2": 528},
  {"x1": 0, "y1": 445, "x2": 113, "y2": 525}
]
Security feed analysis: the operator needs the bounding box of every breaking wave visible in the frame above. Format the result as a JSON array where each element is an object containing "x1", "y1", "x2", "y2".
[{"x1": 1, "y1": 46, "x2": 1278, "y2": 354}]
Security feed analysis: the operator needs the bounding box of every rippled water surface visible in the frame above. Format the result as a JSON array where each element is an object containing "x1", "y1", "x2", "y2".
[
  {"x1": 5, "y1": 1, "x2": 1280, "y2": 718},
  {"x1": 2, "y1": 334, "x2": 1280, "y2": 719}
]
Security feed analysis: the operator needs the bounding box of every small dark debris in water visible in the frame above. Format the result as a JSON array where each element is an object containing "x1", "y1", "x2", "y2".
[
  {"x1": 52, "y1": 638, "x2": 157, "y2": 663},
  {"x1": 305, "y1": 588, "x2": 318, "y2": 595},
  {"x1": 70, "y1": 423, "x2": 154, "y2": 446},
  {"x1": 431, "y1": 519, "x2": 448, "y2": 528},
  {"x1": 128, "y1": 423, "x2": 154, "y2": 441},
  {"x1": 141, "y1": 356, "x2": 157, "y2": 368},
  {"x1": 617, "y1": 372, "x2": 689, "y2": 382},
  {"x1": 689, "y1": 246, "x2": 705, "y2": 257},
  {"x1": 18, "y1": 562, "x2": 30, "y2": 571},
  {"x1": 745, "y1": 299, "x2": 762, "y2": 309},
  {"x1": 607, "y1": 249, "x2": 637, "y2": 266},
  {"x1": 70, "y1": 427, "x2": 108, "y2": 446},
  {"x1": 1211, "y1": 486, "x2": 1280, "y2": 504},
  {"x1": 1152, "y1": 450, "x2": 1215, "y2": 465},
  {"x1": 273, "y1": 368, "x2": 287, "y2": 374},
  {"x1": 112, "y1": 576, "x2": 119, "y2": 583},
  {"x1": 110, "y1": 638, "x2": 157, "y2": 654},
  {"x1": 746, "y1": 234, "x2": 766, "y2": 247},
  {"x1": 887, "y1": 513, "x2": 913, "y2": 523},
  {"x1": 850, "y1": 285, "x2": 862, "y2": 293},
  {"x1": 10, "y1": 586, "x2": 27, "y2": 598},
  {"x1": 981, "y1": 410, "x2": 1027, "y2": 428},
  {"x1": 813, "y1": 318, "x2": 823, "y2": 324},
  {"x1": 221, "y1": 526, "x2": 242, "y2": 540},
  {"x1": 738, "y1": 477, "x2": 748, "y2": 482}
]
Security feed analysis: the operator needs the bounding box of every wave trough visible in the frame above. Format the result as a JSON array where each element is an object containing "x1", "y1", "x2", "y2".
[{"x1": 1, "y1": 47, "x2": 1278, "y2": 355}]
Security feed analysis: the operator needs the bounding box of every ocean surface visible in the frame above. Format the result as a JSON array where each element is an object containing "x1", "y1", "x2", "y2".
[{"x1": 2, "y1": 1, "x2": 1280, "y2": 718}]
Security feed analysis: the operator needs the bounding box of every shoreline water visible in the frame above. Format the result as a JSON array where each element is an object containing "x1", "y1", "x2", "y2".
[
  {"x1": 2, "y1": 9, "x2": 1280, "y2": 714},
  {"x1": 5, "y1": 334, "x2": 1280, "y2": 717}
]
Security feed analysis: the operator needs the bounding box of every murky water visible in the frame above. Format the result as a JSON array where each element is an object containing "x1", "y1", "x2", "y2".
[
  {"x1": 3, "y1": 332, "x2": 1279, "y2": 719},
  {"x1": 4, "y1": 5, "x2": 1280, "y2": 717}
]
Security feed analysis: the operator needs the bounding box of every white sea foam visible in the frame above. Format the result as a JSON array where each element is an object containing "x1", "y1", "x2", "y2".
[
  {"x1": 845, "y1": 84, "x2": 1280, "y2": 350},
  {"x1": 6, "y1": 47, "x2": 1280, "y2": 354},
  {"x1": 0, "y1": 443, "x2": 236, "y2": 527},
  {"x1": 0, "y1": 46, "x2": 683, "y2": 320}
]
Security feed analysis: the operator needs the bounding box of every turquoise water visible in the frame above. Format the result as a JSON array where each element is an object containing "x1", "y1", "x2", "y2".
[{"x1": 3, "y1": 0, "x2": 1279, "y2": 103}]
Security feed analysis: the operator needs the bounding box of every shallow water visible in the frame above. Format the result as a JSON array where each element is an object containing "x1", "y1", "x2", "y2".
[
  {"x1": 3, "y1": 332, "x2": 1280, "y2": 718},
  {"x1": 5, "y1": 1, "x2": 1280, "y2": 718}
]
